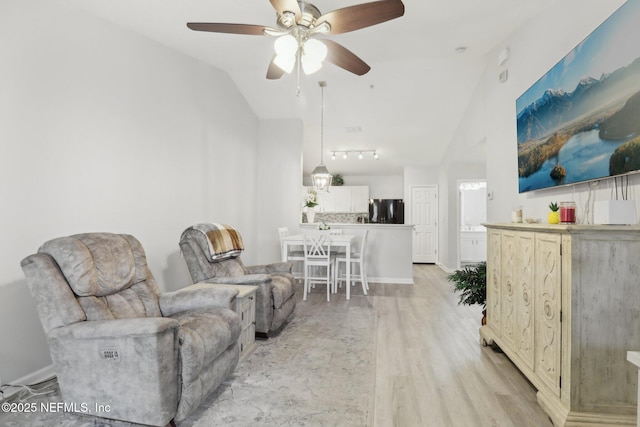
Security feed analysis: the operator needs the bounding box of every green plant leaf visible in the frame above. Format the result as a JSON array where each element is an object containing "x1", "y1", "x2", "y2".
[{"x1": 447, "y1": 261, "x2": 486, "y2": 309}]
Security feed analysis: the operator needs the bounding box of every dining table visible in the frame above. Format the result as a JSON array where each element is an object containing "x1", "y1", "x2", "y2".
[{"x1": 281, "y1": 234, "x2": 356, "y2": 300}]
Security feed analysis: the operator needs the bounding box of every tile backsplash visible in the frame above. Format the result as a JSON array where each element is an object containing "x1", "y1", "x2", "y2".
[{"x1": 304, "y1": 212, "x2": 368, "y2": 224}]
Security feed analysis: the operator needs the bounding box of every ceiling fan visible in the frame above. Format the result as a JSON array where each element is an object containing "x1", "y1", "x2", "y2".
[{"x1": 187, "y1": 0, "x2": 405, "y2": 80}]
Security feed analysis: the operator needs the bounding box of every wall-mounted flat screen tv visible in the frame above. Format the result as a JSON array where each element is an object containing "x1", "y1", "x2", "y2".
[{"x1": 517, "y1": 0, "x2": 640, "y2": 193}]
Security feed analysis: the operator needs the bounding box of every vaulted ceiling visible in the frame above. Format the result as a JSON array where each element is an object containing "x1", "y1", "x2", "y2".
[{"x1": 60, "y1": 0, "x2": 555, "y2": 176}]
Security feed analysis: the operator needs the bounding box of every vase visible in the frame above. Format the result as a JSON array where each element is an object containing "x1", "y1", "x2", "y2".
[{"x1": 306, "y1": 209, "x2": 315, "y2": 223}]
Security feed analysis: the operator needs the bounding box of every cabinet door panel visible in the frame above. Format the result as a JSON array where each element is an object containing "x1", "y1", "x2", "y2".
[
  {"x1": 500, "y1": 231, "x2": 517, "y2": 352},
  {"x1": 317, "y1": 190, "x2": 335, "y2": 212},
  {"x1": 517, "y1": 232, "x2": 535, "y2": 371},
  {"x1": 351, "y1": 186, "x2": 369, "y2": 212},
  {"x1": 534, "y1": 233, "x2": 562, "y2": 396},
  {"x1": 333, "y1": 187, "x2": 351, "y2": 212},
  {"x1": 486, "y1": 230, "x2": 501, "y2": 335},
  {"x1": 460, "y1": 236, "x2": 474, "y2": 262}
]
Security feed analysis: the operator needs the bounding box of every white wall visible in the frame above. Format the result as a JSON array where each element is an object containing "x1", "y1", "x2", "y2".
[
  {"x1": 481, "y1": 0, "x2": 631, "y2": 223},
  {"x1": 437, "y1": 163, "x2": 486, "y2": 271},
  {"x1": 255, "y1": 119, "x2": 303, "y2": 264},
  {"x1": 436, "y1": 55, "x2": 489, "y2": 271},
  {"x1": 0, "y1": 0, "x2": 284, "y2": 385},
  {"x1": 441, "y1": 0, "x2": 637, "y2": 270}
]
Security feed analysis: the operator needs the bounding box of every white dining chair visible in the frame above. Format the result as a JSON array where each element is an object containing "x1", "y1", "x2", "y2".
[
  {"x1": 278, "y1": 227, "x2": 304, "y2": 281},
  {"x1": 303, "y1": 234, "x2": 334, "y2": 301},
  {"x1": 334, "y1": 229, "x2": 369, "y2": 296}
]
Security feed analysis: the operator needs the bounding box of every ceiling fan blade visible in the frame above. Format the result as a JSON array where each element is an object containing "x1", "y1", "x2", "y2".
[
  {"x1": 316, "y1": 0, "x2": 405, "y2": 35},
  {"x1": 187, "y1": 23, "x2": 272, "y2": 36},
  {"x1": 266, "y1": 55, "x2": 286, "y2": 80},
  {"x1": 323, "y1": 39, "x2": 371, "y2": 76},
  {"x1": 269, "y1": 0, "x2": 301, "y2": 21}
]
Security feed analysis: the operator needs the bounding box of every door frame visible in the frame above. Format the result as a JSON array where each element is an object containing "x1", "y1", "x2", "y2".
[{"x1": 457, "y1": 179, "x2": 487, "y2": 268}]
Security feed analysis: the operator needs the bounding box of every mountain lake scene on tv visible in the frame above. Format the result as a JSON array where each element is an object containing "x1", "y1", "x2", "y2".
[{"x1": 516, "y1": 1, "x2": 640, "y2": 193}]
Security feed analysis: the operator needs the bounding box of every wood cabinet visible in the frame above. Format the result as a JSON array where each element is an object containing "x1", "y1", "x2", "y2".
[
  {"x1": 204, "y1": 284, "x2": 258, "y2": 360},
  {"x1": 481, "y1": 223, "x2": 640, "y2": 426}
]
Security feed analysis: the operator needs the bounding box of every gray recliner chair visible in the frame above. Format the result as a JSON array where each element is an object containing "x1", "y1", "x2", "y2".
[
  {"x1": 179, "y1": 223, "x2": 296, "y2": 337},
  {"x1": 21, "y1": 232, "x2": 241, "y2": 426}
]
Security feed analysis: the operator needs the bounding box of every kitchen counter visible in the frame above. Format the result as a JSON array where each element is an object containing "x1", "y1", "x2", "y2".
[
  {"x1": 298, "y1": 223, "x2": 414, "y2": 284},
  {"x1": 300, "y1": 222, "x2": 413, "y2": 228}
]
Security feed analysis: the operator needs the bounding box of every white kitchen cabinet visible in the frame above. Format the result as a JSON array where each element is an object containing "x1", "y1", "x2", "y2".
[
  {"x1": 481, "y1": 223, "x2": 640, "y2": 427},
  {"x1": 316, "y1": 190, "x2": 335, "y2": 212},
  {"x1": 350, "y1": 186, "x2": 369, "y2": 212},
  {"x1": 304, "y1": 186, "x2": 369, "y2": 212},
  {"x1": 333, "y1": 187, "x2": 351, "y2": 212},
  {"x1": 460, "y1": 231, "x2": 486, "y2": 262}
]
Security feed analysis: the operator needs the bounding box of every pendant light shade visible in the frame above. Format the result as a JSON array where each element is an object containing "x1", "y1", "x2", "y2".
[
  {"x1": 311, "y1": 81, "x2": 332, "y2": 192},
  {"x1": 311, "y1": 164, "x2": 332, "y2": 191}
]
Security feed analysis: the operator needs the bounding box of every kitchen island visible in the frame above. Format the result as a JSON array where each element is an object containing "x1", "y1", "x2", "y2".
[{"x1": 299, "y1": 223, "x2": 414, "y2": 284}]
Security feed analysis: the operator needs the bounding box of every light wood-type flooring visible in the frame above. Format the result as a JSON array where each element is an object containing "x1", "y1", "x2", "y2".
[{"x1": 369, "y1": 264, "x2": 553, "y2": 427}]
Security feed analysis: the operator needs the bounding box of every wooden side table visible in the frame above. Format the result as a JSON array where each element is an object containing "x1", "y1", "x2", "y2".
[
  {"x1": 627, "y1": 352, "x2": 640, "y2": 427},
  {"x1": 198, "y1": 283, "x2": 258, "y2": 360}
]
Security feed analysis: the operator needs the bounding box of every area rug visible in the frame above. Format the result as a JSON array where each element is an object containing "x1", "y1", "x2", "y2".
[{"x1": 0, "y1": 291, "x2": 377, "y2": 427}]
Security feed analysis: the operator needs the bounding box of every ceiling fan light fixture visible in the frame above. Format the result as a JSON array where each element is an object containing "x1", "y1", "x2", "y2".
[
  {"x1": 301, "y1": 39, "x2": 327, "y2": 75},
  {"x1": 263, "y1": 27, "x2": 288, "y2": 37},
  {"x1": 312, "y1": 21, "x2": 332, "y2": 35},
  {"x1": 274, "y1": 34, "x2": 298, "y2": 57},
  {"x1": 187, "y1": 1, "x2": 406, "y2": 81},
  {"x1": 301, "y1": 57, "x2": 323, "y2": 75},
  {"x1": 274, "y1": 54, "x2": 296, "y2": 73},
  {"x1": 274, "y1": 35, "x2": 298, "y2": 73}
]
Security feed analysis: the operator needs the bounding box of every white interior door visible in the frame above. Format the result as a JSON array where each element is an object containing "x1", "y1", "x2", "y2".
[{"x1": 411, "y1": 185, "x2": 438, "y2": 263}]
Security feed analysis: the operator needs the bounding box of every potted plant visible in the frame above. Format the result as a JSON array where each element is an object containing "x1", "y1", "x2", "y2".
[{"x1": 448, "y1": 261, "x2": 487, "y2": 324}]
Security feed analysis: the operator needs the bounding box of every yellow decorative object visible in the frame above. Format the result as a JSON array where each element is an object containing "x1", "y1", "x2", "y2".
[{"x1": 548, "y1": 202, "x2": 560, "y2": 224}]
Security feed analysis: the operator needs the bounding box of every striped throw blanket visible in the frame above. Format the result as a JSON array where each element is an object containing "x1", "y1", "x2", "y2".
[{"x1": 192, "y1": 223, "x2": 244, "y2": 261}]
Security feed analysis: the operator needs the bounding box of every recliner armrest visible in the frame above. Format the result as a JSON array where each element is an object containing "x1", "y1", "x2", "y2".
[
  {"x1": 159, "y1": 285, "x2": 239, "y2": 316},
  {"x1": 48, "y1": 317, "x2": 179, "y2": 340},
  {"x1": 47, "y1": 317, "x2": 180, "y2": 426},
  {"x1": 202, "y1": 273, "x2": 273, "y2": 287},
  {"x1": 246, "y1": 262, "x2": 292, "y2": 275}
]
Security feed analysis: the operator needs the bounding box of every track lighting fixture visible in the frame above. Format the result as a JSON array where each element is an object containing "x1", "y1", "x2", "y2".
[{"x1": 330, "y1": 150, "x2": 379, "y2": 160}]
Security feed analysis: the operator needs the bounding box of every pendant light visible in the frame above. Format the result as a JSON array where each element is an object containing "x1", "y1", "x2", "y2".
[{"x1": 311, "y1": 81, "x2": 332, "y2": 192}]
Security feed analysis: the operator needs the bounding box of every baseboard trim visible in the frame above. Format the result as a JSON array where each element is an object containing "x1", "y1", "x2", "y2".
[
  {"x1": 436, "y1": 263, "x2": 456, "y2": 274},
  {"x1": 367, "y1": 277, "x2": 414, "y2": 285},
  {"x1": 1, "y1": 364, "x2": 55, "y2": 399}
]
